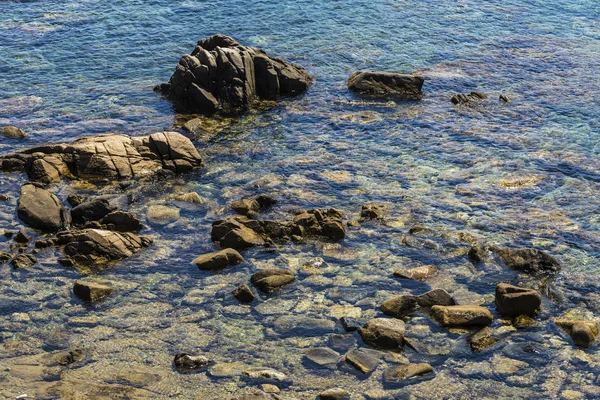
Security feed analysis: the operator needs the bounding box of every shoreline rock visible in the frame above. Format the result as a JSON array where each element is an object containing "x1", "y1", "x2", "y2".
[
  {"x1": 192, "y1": 248, "x2": 244, "y2": 271},
  {"x1": 348, "y1": 72, "x2": 424, "y2": 100},
  {"x1": 491, "y1": 247, "x2": 561, "y2": 273},
  {"x1": 73, "y1": 280, "x2": 113, "y2": 302},
  {"x1": 155, "y1": 34, "x2": 311, "y2": 116},
  {"x1": 495, "y1": 283, "x2": 541, "y2": 317},
  {"x1": 431, "y1": 305, "x2": 493, "y2": 327}
]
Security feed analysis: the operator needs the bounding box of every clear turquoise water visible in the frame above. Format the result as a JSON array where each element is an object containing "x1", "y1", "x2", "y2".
[{"x1": 1, "y1": 0, "x2": 600, "y2": 399}]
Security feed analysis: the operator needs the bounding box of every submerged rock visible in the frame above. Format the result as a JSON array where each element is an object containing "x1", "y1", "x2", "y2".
[
  {"x1": 348, "y1": 71, "x2": 424, "y2": 100},
  {"x1": 14, "y1": 229, "x2": 31, "y2": 244},
  {"x1": 344, "y1": 348, "x2": 380, "y2": 374},
  {"x1": 495, "y1": 283, "x2": 541, "y2": 317},
  {"x1": 18, "y1": 184, "x2": 71, "y2": 232},
  {"x1": 468, "y1": 327, "x2": 499, "y2": 352},
  {"x1": 317, "y1": 388, "x2": 350, "y2": 400},
  {"x1": 1, "y1": 131, "x2": 202, "y2": 184},
  {"x1": 359, "y1": 318, "x2": 405, "y2": 350},
  {"x1": 555, "y1": 319, "x2": 599, "y2": 347},
  {"x1": 393, "y1": 265, "x2": 437, "y2": 281},
  {"x1": 340, "y1": 316, "x2": 363, "y2": 332},
  {"x1": 242, "y1": 367, "x2": 287, "y2": 382},
  {"x1": 431, "y1": 305, "x2": 493, "y2": 327},
  {"x1": 383, "y1": 363, "x2": 433, "y2": 382},
  {"x1": 10, "y1": 254, "x2": 36, "y2": 269},
  {"x1": 192, "y1": 248, "x2": 244, "y2": 271},
  {"x1": 359, "y1": 204, "x2": 384, "y2": 221},
  {"x1": 155, "y1": 34, "x2": 311, "y2": 116},
  {"x1": 491, "y1": 247, "x2": 561, "y2": 273},
  {"x1": 451, "y1": 91, "x2": 488, "y2": 105},
  {"x1": 57, "y1": 229, "x2": 151, "y2": 267},
  {"x1": 251, "y1": 269, "x2": 295, "y2": 293},
  {"x1": 174, "y1": 192, "x2": 203, "y2": 204},
  {"x1": 233, "y1": 284, "x2": 256, "y2": 303},
  {"x1": 174, "y1": 352, "x2": 210, "y2": 372},
  {"x1": 231, "y1": 194, "x2": 277, "y2": 217},
  {"x1": 1, "y1": 125, "x2": 26, "y2": 139},
  {"x1": 304, "y1": 347, "x2": 340, "y2": 367},
  {"x1": 73, "y1": 280, "x2": 113, "y2": 302}
]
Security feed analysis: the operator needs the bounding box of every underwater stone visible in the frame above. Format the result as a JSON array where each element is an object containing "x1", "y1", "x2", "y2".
[
  {"x1": 468, "y1": 327, "x2": 499, "y2": 352},
  {"x1": 344, "y1": 348, "x2": 380, "y2": 374},
  {"x1": 491, "y1": 247, "x2": 561, "y2": 274},
  {"x1": 174, "y1": 352, "x2": 210, "y2": 372},
  {"x1": 317, "y1": 388, "x2": 350, "y2": 400},
  {"x1": 251, "y1": 269, "x2": 295, "y2": 293},
  {"x1": 383, "y1": 363, "x2": 433, "y2": 382},
  {"x1": 416, "y1": 289, "x2": 456, "y2": 308},
  {"x1": 393, "y1": 265, "x2": 437, "y2": 281},
  {"x1": 555, "y1": 319, "x2": 599, "y2": 347},
  {"x1": 304, "y1": 347, "x2": 340, "y2": 367},
  {"x1": 340, "y1": 316, "x2": 363, "y2": 332},
  {"x1": 233, "y1": 283, "x2": 256, "y2": 303}
]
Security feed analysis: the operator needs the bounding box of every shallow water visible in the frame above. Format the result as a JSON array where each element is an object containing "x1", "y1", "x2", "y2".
[{"x1": 1, "y1": 0, "x2": 600, "y2": 399}]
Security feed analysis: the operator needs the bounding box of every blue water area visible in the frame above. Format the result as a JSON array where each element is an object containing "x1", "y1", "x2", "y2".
[{"x1": 1, "y1": 0, "x2": 600, "y2": 398}]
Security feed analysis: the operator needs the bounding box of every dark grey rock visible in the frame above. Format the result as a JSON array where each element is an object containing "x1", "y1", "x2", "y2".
[
  {"x1": 416, "y1": 289, "x2": 455, "y2": 308},
  {"x1": 71, "y1": 198, "x2": 115, "y2": 225},
  {"x1": 73, "y1": 280, "x2": 113, "y2": 302},
  {"x1": 100, "y1": 211, "x2": 143, "y2": 232},
  {"x1": 348, "y1": 71, "x2": 424, "y2": 100},
  {"x1": 14, "y1": 229, "x2": 31, "y2": 244},
  {"x1": 491, "y1": 247, "x2": 561, "y2": 274},
  {"x1": 340, "y1": 316, "x2": 363, "y2": 332}
]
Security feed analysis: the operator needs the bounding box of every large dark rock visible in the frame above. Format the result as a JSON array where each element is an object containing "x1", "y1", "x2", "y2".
[
  {"x1": 71, "y1": 198, "x2": 115, "y2": 225},
  {"x1": 100, "y1": 211, "x2": 143, "y2": 232},
  {"x1": 451, "y1": 91, "x2": 488, "y2": 105},
  {"x1": 57, "y1": 229, "x2": 151, "y2": 267},
  {"x1": 155, "y1": 34, "x2": 311, "y2": 116},
  {"x1": 416, "y1": 289, "x2": 455, "y2": 308},
  {"x1": 18, "y1": 184, "x2": 71, "y2": 232},
  {"x1": 359, "y1": 318, "x2": 405, "y2": 350},
  {"x1": 251, "y1": 269, "x2": 295, "y2": 293},
  {"x1": 1, "y1": 132, "x2": 202, "y2": 184},
  {"x1": 348, "y1": 71, "x2": 424, "y2": 100},
  {"x1": 495, "y1": 283, "x2": 541, "y2": 317},
  {"x1": 491, "y1": 247, "x2": 561, "y2": 273}
]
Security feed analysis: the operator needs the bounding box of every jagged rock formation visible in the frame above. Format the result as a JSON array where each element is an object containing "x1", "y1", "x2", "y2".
[
  {"x1": 154, "y1": 34, "x2": 312, "y2": 115},
  {"x1": 0, "y1": 132, "x2": 203, "y2": 184}
]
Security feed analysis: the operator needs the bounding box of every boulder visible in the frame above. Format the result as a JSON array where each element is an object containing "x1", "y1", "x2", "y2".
[
  {"x1": 380, "y1": 295, "x2": 417, "y2": 318},
  {"x1": 251, "y1": 269, "x2": 295, "y2": 293},
  {"x1": 100, "y1": 211, "x2": 144, "y2": 232},
  {"x1": 393, "y1": 265, "x2": 437, "y2": 281},
  {"x1": 431, "y1": 305, "x2": 493, "y2": 327},
  {"x1": 317, "y1": 388, "x2": 350, "y2": 400},
  {"x1": 555, "y1": 319, "x2": 599, "y2": 347},
  {"x1": 348, "y1": 71, "x2": 424, "y2": 100},
  {"x1": 17, "y1": 184, "x2": 71, "y2": 232},
  {"x1": 491, "y1": 247, "x2": 560, "y2": 273},
  {"x1": 495, "y1": 283, "x2": 541, "y2": 317},
  {"x1": 173, "y1": 352, "x2": 210, "y2": 372},
  {"x1": 231, "y1": 194, "x2": 277, "y2": 217},
  {"x1": 359, "y1": 318, "x2": 405, "y2": 349},
  {"x1": 1, "y1": 125, "x2": 26, "y2": 139},
  {"x1": 344, "y1": 348, "x2": 380, "y2": 374},
  {"x1": 155, "y1": 34, "x2": 311, "y2": 116},
  {"x1": 383, "y1": 363, "x2": 433, "y2": 382},
  {"x1": 193, "y1": 248, "x2": 244, "y2": 271},
  {"x1": 340, "y1": 316, "x2": 363, "y2": 332},
  {"x1": 416, "y1": 289, "x2": 455, "y2": 308},
  {"x1": 56, "y1": 229, "x2": 151, "y2": 267},
  {"x1": 71, "y1": 198, "x2": 115, "y2": 225},
  {"x1": 1, "y1": 132, "x2": 202, "y2": 184},
  {"x1": 233, "y1": 284, "x2": 256, "y2": 303},
  {"x1": 73, "y1": 281, "x2": 113, "y2": 302}
]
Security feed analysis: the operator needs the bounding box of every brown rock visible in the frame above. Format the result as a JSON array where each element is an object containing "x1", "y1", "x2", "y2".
[
  {"x1": 359, "y1": 318, "x2": 405, "y2": 349},
  {"x1": 73, "y1": 280, "x2": 113, "y2": 302},
  {"x1": 173, "y1": 352, "x2": 210, "y2": 372},
  {"x1": 491, "y1": 247, "x2": 561, "y2": 273},
  {"x1": 251, "y1": 269, "x2": 295, "y2": 293},
  {"x1": 348, "y1": 72, "x2": 424, "y2": 100},
  {"x1": 192, "y1": 248, "x2": 244, "y2": 271},
  {"x1": 233, "y1": 284, "x2": 256, "y2": 303},
  {"x1": 431, "y1": 305, "x2": 493, "y2": 327},
  {"x1": 383, "y1": 363, "x2": 433, "y2": 382},
  {"x1": 555, "y1": 319, "x2": 599, "y2": 347},
  {"x1": 495, "y1": 283, "x2": 541, "y2": 317},
  {"x1": 344, "y1": 348, "x2": 380, "y2": 374},
  {"x1": 18, "y1": 184, "x2": 71, "y2": 232},
  {"x1": 380, "y1": 295, "x2": 417, "y2": 318},
  {"x1": 317, "y1": 388, "x2": 350, "y2": 400},
  {"x1": 1, "y1": 125, "x2": 26, "y2": 139},
  {"x1": 393, "y1": 265, "x2": 437, "y2": 281}
]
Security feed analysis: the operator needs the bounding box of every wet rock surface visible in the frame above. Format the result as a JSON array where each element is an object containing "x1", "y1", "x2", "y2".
[
  {"x1": 383, "y1": 363, "x2": 433, "y2": 382},
  {"x1": 317, "y1": 388, "x2": 350, "y2": 400},
  {"x1": 431, "y1": 305, "x2": 494, "y2": 327},
  {"x1": 251, "y1": 269, "x2": 295, "y2": 293},
  {"x1": 416, "y1": 289, "x2": 456, "y2": 308},
  {"x1": 18, "y1": 184, "x2": 71, "y2": 232},
  {"x1": 491, "y1": 247, "x2": 561, "y2": 274},
  {"x1": 348, "y1": 71, "x2": 424, "y2": 99},
  {"x1": 344, "y1": 348, "x2": 381, "y2": 374},
  {"x1": 233, "y1": 283, "x2": 256, "y2": 303},
  {"x1": 359, "y1": 318, "x2": 406, "y2": 350},
  {"x1": 380, "y1": 295, "x2": 417, "y2": 318},
  {"x1": 1, "y1": 125, "x2": 26, "y2": 139},
  {"x1": 393, "y1": 265, "x2": 437, "y2": 281},
  {"x1": 304, "y1": 347, "x2": 340, "y2": 368},
  {"x1": 495, "y1": 283, "x2": 541, "y2": 317},
  {"x1": 555, "y1": 319, "x2": 599, "y2": 347},
  {"x1": 73, "y1": 280, "x2": 113, "y2": 302},
  {"x1": 173, "y1": 352, "x2": 210, "y2": 372},
  {"x1": 1, "y1": 131, "x2": 203, "y2": 184},
  {"x1": 155, "y1": 34, "x2": 311, "y2": 115},
  {"x1": 192, "y1": 248, "x2": 244, "y2": 271}
]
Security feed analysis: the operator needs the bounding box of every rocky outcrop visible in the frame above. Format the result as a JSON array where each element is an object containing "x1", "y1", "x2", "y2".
[
  {"x1": 495, "y1": 283, "x2": 541, "y2": 317},
  {"x1": 431, "y1": 305, "x2": 493, "y2": 327},
  {"x1": 251, "y1": 269, "x2": 295, "y2": 293},
  {"x1": 359, "y1": 318, "x2": 405, "y2": 350},
  {"x1": 1, "y1": 125, "x2": 26, "y2": 139},
  {"x1": 1, "y1": 132, "x2": 202, "y2": 184},
  {"x1": 155, "y1": 34, "x2": 311, "y2": 116},
  {"x1": 491, "y1": 247, "x2": 561, "y2": 273},
  {"x1": 555, "y1": 319, "x2": 599, "y2": 347},
  {"x1": 192, "y1": 248, "x2": 244, "y2": 271},
  {"x1": 57, "y1": 229, "x2": 151, "y2": 267},
  {"x1": 211, "y1": 209, "x2": 346, "y2": 249},
  {"x1": 18, "y1": 184, "x2": 71, "y2": 232},
  {"x1": 73, "y1": 280, "x2": 113, "y2": 302},
  {"x1": 71, "y1": 198, "x2": 115, "y2": 225},
  {"x1": 348, "y1": 72, "x2": 424, "y2": 100}
]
